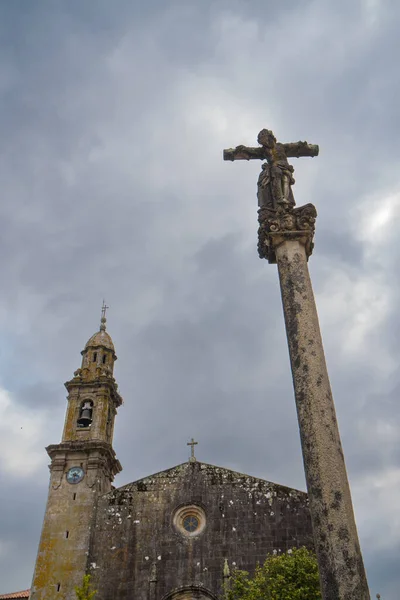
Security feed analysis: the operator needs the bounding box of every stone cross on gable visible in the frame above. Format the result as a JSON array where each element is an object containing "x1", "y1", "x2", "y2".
[{"x1": 187, "y1": 438, "x2": 198, "y2": 462}]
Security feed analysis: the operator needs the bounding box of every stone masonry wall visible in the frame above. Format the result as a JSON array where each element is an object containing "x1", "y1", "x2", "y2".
[{"x1": 90, "y1": 462, "x2": 313, "y2": 600}]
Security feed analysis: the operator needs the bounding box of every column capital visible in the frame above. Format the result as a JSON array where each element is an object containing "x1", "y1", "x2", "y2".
[{"x1": 258, "y1": 203, "x2": 317, "y2": 263}]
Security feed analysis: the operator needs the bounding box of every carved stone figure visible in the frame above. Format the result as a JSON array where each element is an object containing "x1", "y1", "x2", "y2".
[
  {"x1": 223, "y1": 128, "x2": 318, "y2": 210},
  {"x1": 257, "y1": 160, "x2": 295, "y2": 210},
  {"x1": 256, "y1": 129, "x2": 296, "y2": 208},
  {"x1": 257, "y1": 203, "x2": 317, "y2": 263}
]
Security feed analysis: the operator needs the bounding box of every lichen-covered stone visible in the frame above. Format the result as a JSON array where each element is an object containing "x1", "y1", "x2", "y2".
[
  {"x1": 29, "y1": 322, "x2": 122, "y2": 600},
  {"x1": 275, "y1": 237, "x2": 370, "y2": 600},
  {"x1": 89, "y1": 461, "x2": 313, "y2": 600}
]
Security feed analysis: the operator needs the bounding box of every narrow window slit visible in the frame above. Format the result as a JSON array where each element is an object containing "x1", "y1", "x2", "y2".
[
  {"x1": 57, "y1": 583, "x2": 61, "y2": 592},
  {"x1": 73, "y1": 493, "x2": 76, "y2": 500},
  {"x1": 65, "y1": 531, "x2": 69, "y2": 539}
]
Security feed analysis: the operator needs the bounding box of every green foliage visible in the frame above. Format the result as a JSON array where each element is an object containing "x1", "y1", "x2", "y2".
[
  {"x1": 75, "y1": 574, "x2": 97, "y2": 600},
  {"x1": 225, "y1": 547, "x2": 321, "y2": 600}
]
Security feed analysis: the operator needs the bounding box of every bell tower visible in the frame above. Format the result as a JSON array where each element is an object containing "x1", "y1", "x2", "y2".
[{"x1": 30, "y1": 308, "x2": 122, "y2": 600}]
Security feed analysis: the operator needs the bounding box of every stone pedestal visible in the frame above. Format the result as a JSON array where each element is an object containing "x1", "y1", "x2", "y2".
[{"x1": 258, "y1": 205, "x2": 370, "y2": 600}]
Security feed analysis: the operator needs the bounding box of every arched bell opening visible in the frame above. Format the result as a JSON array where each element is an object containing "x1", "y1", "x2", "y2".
[{"x1": 77, "y1": 400, "x2": 94, "y2": 428}]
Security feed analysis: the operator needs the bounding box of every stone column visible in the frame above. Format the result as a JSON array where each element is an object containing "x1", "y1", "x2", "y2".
[{"x1": 258, "y1": 204, "x2": 370, "y2": 600}]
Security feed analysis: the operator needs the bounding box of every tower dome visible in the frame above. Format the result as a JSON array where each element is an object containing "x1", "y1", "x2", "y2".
[
  {"x1": 84, "y1": 328, "x2": 115, "y2": 353},
  {"x1": 79, "y1": 304, "x2": 118, "y2": 376},
  {"x1": 83, "y1": 304, "x2": 117, "y2": 354}
]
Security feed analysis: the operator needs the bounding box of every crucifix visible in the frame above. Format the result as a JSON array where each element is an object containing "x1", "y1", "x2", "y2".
[
  {"x1": 223, "y1": 129, "x2": 370, "y2": 599},
  {"x1": 224, "y1": 129, "x2": 318, "y2": 210},
  {"x1": 187, "y1": 438, "x2": 198, "y2": 463}
]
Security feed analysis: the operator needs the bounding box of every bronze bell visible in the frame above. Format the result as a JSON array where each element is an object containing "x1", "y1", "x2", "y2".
[{"x1": 77, "y1": 407, "x2": 92, "y2": 428}]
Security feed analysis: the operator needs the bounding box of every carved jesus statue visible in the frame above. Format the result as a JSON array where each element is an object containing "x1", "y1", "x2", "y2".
[{"x1": 223, "y1": 129, "x2": 319, "y2": 210}]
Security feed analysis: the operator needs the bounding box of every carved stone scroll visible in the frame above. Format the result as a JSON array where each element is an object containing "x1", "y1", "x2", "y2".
[{"x1": 257, "y1": 203, "x2": 317, "y2": 263}]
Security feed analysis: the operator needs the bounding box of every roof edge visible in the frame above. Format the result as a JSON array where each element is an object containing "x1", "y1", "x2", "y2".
[
  {"x1": 0, "y1": 590, "x2": 30, "y2": 599},
  {"x1": 113, "y1": 461, "x2": 307, "y2": 496}
]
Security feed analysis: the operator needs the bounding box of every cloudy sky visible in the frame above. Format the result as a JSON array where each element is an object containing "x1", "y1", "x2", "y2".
[{"x1": 0, "y1": 0, "x2": 399, "y2": 596}]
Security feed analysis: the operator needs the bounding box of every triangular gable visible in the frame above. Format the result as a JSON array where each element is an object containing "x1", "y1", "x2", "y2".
[{"x1": 115, "y1": 461, "x2": 307, "y2": 497}]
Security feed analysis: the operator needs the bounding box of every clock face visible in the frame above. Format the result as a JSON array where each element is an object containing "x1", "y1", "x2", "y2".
[{"x1": 66, "y1": 466, "x2": 85, "y2": 484}]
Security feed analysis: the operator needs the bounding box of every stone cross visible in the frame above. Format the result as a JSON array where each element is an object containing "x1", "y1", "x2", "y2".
[
  {"x1": 223, "y1": 130, "x2": 371, "y2": 600},
  {"x1": 187, "y1": 438, "x2": 198, "y2": 462},
  {"x1": 224, "y1": 129, "x2": 318, "y2": 210}
]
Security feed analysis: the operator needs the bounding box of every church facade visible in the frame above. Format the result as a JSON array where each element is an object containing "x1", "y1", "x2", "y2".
[{"x1": 29, "y1": 317, "x2": 313, "y2": 600}]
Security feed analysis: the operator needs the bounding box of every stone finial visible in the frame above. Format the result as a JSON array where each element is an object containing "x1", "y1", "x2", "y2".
[{"x1": 100, "y1": 300, "x2": 109, "y2": 331}]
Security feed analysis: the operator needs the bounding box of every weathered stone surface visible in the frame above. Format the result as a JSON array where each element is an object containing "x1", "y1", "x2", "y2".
[
  {"x1": 29, "y1": 321, "x2": 123, "y2": 600},
  {"x1": 258, "y1": 203, "x2": 317, "y2": 263},
  {"x1": 223, "y1": 129, "x2": 370, "y2": 598},
  {"x1": 223, "y1": 128, "x2": 319, "y2": 210},
  {"x1": 29, "y1": 316, "x2": 315, "y2": 600},
  {"x1": 89, "y1": 462, "x2": 313, "y2": 600},
  {"x1": 274, "y1": 234, "x2": 370, "y2": 600}
]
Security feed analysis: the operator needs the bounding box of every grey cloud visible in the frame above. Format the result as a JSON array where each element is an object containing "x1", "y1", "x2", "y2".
[{"x1": 0, "y1": 0, "x2": 400, "y2": 596}]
